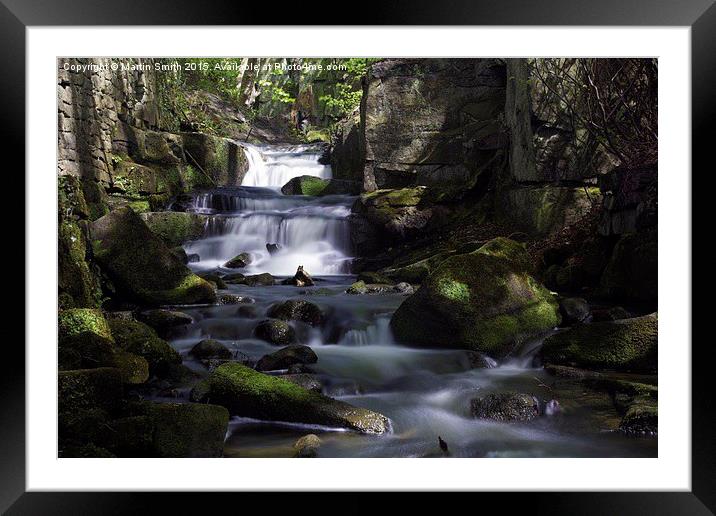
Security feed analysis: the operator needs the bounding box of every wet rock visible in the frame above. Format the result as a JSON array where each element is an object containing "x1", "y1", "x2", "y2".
[
  {"x1": 282, "y1": 266, "x2": 314, "y2": 287},
  {"x1": 287, "y1": 363, "x2": 314, "y2": 374},
  {"x1": 190, "y1": 339, "x2": 233, "y2": 360},
  {"x1": 293, "y1": 434, "x2": 321, "y2": 457},
  {"x1": 254, "y1": 319, "x2": 297, "y2": 345},
  {"x1": 187, "y1": 253, "x2": 201, "y2": 263},
  {"x1": 282, "y1": 374, "x2": 323, "y2": 393},
  {"x1": 198, "y1": 272, "x2": 227, "y2": 289},
  {"x1": 90, "y1": 207, "x2": 215, "y2": 306},
  {"x1": 391, "y1": 238, "x2": 560, "y2": 357},
  {"x1": 267, "y1": 299, "x2": 325, "y2": 327},
  {"x1": 393, "y1": 282, "x2": 414, "y2": 295},
  {"x1": 110, "y1": 351, "x2": 150, "y2": 384},
  {"x1": 619, "y1": 396, "x2": 657, "y2": 436},
  {"x1": 281, "y1": 175, "x2": 330, "y2": 196},
  {"x1": 244, "y1": 273, "x2": 275, "y2": 286},
  {"x1": 224, "y1": 252, "x2": 252, "y2": 269},
  {"x1": 465, "y1": 351, "x2": 497, "y2": 369},
  {"x1": 541, "y1": 313, "x2": 657, "y2": 373},
  {"x1": 140, "y1": 211, "x2": 206, "y2": 247},
  {"x1": 222, "y1": 272, "x2": 246, "y2": 284},
  {"x1": 346, "y1": 281, "x2": 394, "y2": 295},
  {"x1": 471, "y1": 392, "x2": 541, "y2": 422},
  {"x1": 256, "y1": 345, "x2": 318, "y2": 371},
  {"x1": 591, "y1": 306, "x2": 631, "y2": 322},
  {"x1": 137, "y1": 309, "x2": 193, "y2": 337},
  {"x1": 108, "y1": 319, "x2": 182, "y2": 376},
  {"x1": 218, "y1": 294, "x2": 244, "y2": 305},
  {"x1": 559, "y1": 297, "x2": 591, "y2": 325},
  {"x1": 190, "y1": 362, "x2": 389, "y2": 433},
  {"x1": 266, "y1": 243, "x2": 281, "y2": 255}
]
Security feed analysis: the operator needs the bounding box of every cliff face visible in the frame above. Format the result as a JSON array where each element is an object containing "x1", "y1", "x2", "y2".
[{"x1": 358, "y1": 59, "x2": 507, "y2": 192}]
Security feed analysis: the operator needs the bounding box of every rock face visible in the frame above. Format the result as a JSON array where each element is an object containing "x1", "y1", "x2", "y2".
[
  {"x1": 391, "y1": 238, "x2": 560, "y2": 356},
  {"x1": 255, "y1": 345, "x2": 319, "y2": 372},
  {"x1": 90, "y1": 207, "x2": 216, "y2": 306},
  {"x1": 190, "y1": 363, "x2": 390, "y2": 433},
  {"x1": 359, "y1": 58, "x2": 507, "y2": 191},
  {"x1": 471, "y1": 392, "x2": 541, "y2": 422},
  {"x1": 540, "y1": 313, "x2": 657, "y2": 373}
]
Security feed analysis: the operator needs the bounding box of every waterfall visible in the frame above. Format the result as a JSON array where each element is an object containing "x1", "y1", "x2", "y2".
[
  {"x1": 183, "y1": 144, "x2": 354, "y2": 276},
  {"x1": 240, "y1": 143, "x2": 331, "y2": 188}
]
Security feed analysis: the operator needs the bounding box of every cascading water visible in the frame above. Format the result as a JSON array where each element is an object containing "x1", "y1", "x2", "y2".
[{"x1": 183, "y1": 144, "x2": 353, "y2": 276}]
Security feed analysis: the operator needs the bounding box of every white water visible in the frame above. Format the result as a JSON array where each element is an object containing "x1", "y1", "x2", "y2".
[
  {"x1": 183, "y1": 144, "x2": 353, "y2": 275},
  {"x1": 240, "y1": 143, "x2": 331, "y2": 188}
]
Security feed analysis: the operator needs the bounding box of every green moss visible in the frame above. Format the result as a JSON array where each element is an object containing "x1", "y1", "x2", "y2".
[
  {"x1": 437, "y1": 278, "x2": 470, "y2": 302},
  {"x1": 391, "y1": 239, "x2": 560, "y2": 356},
  {"x1": 140, "y1": 212, "x2": 206, "y2": 247},
  {"x1": 108, "y1": 319, "x2": 181, "y2": 375},
  {"x1": 128, "y1": 200, "x2": 150, "y2": 213},
  {"x1": 191, "y1": 363, "x2": 389, "y2": 433},
  {"x1": 110, "y1": 351, "x2": 150, "y2": 384},
  {"x1": 58, "y1": 220, "x2": 103, "y2": 309},
  {"x1": 541, "y1": 313, "x2": 657, "y2": 372},
  {"x1": 58, "y1": 308, "x2": 113, "y2": 341},
  {"x1": 130, "y1": 401, "x2": 229, "y2": 457},
  {"x1": 475, "y1": 237, "x2": 533, "y2": 273},
  {"x1": 619, "y1": 395, "x2": 657, "y2": 435}
]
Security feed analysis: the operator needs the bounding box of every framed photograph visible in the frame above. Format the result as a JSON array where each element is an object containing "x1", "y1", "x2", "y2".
[{"x1": 6, "y1": 0, "x2": 710, "y2": 512}]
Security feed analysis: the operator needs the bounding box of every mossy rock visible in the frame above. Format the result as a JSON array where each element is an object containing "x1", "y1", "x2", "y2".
[
  {"x1": 190, "y1": 362, "x2": 389, "y2": 433},
  {"x1": 137, "y1": 309, "x2": 193, "y2": 337},
  {"x1": 619, "y1": 396, "x2": 657, "y2": 436},
  {"x1": 58, "y1": 308, "x2": 113, "y2": 341},
  {"x1": 357, "y1": 272, "x2": 393, "y2": 285},
  {"x1": 198, "y1": 272, "x2": 227, "y2": 289},
  {"x1": 267, "y1": 300, "x2": 325, "y2": 327},
  {"x1": 100, "y1": 415, "x2": 155, "y2": 457},
  {"x1": 140, "y1": 211, "x2": 207, "y2": 247},
  {"x1": 540, "y1": 313, "x2": 657, "y2": 373},
  {"x1": 224, "y1": 252, "x2": 252, "y2": 269},
  {"x1": 110, "y1": 351, "x2": 150, "y2": 384},
  {"x1": 90, "y1": 207, "x2": 215, "y2": 306},
  {"x1": 281, "y1": 175, "x2": 330, "y2": 196},
  {"x1": 390, "y1": 238, "x2": 560, "y2": 356},
  {"x1": 243, "y1": 273, "x2": 275, "y2": 286},
  {"x1": 58, "y1": 331, "x2": 117, "y2": 371},
  {"x1": 58, "y1": 219, "x2": 103, "y2": 309},
  {"x1": 108, "y1": 319, "x2": 181, "y2": 376},
  {"x1": 254, "y1": 319, "x2": 296, "y2": 345},
  {"x1": 58, "y1": 368, "x2": 123, "y2": 442},
  {"x1": 129, "y1": 401, "x2": 229, "y2": 458},
  {"x1": 474, "y1": 237, "x2": 534, "y2": 274}
]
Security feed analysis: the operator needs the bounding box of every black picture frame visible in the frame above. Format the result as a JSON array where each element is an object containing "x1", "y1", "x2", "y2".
[{"x1": 4, "y1": 0, "x2": 710, "y2": 512}]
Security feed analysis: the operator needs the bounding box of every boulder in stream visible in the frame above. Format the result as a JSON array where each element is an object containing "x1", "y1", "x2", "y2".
[
  {"x1": 266, "y1": 243, "x2": 281, "y2": 255},
  {"x1": 189, "y1": 362, "x2": 390, "y2": 433},
  {"x1": 390, "y1": 238, "x2": 560, "y2": 357},
  {"x1": 267, "y1": 299, "x2": 325, "y2": 327},
  {"x1": 244, "y1": 273, "x2": 276, "y2": 286},
  {"x1": 293, "y1": 434, "x2": 321, "y2": 457},
  {"x1": 558, "y1": 297, "x2": 591, "y2": 325},
  {"x1": 190, "y1": 339, "x2": 233, "y2": 360},
  {"x1": 108, "y1": 319, "x2": 182, "y2": 376},
  {"x1": 254, "y1": 319, "x2": 297, "y2": 345},
  {"x1": 90, "y1": 207, "x2": 216, "y2": 306},
  {"x1": 224, "y1": 252, "x2": 252, "y2": 269},
  {"x1": 138, "y1": 309, "x2": 193, "y2": 337},
  {"x1": 256, "y1": 345, "x2": 318, "y2": 372},
  {"x1": 282, "y1": 266, "x2": 314, "y2": 287},
  {"x1": 540, "y1": 313, "x2": 657, "y2": 373},
  {"x1": 471, "y1": 392, "x2": 541, "y2": 422}
]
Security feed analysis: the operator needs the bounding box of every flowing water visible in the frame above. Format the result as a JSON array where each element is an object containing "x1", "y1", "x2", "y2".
[{"x1": 169, "y1": 143, "x2": 657, "y2": 458}]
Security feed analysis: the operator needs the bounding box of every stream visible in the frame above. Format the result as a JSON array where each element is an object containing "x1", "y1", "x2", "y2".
[{"x1": 168, "y1": 143, "x2": 656, "y2": 458}]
